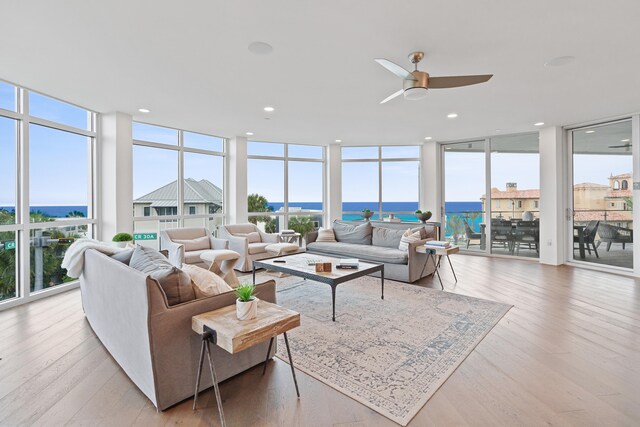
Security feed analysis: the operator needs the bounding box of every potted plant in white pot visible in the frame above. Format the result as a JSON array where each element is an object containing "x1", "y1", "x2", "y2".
[
  {"x1": 112, "y1": 232, "x2": 133, "y2": 248},
  {"x1": 361, "y1": 209, "x2": 374, "y2": 220},
  {"x1": 235, "y1": 283, "x2": 258, "y2": 320}
]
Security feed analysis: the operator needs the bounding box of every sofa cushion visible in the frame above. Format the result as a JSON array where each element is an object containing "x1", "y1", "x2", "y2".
[
  {"x1": 307, "y1": 242, "x2": 408, "y2": 264},
  {"x1": 372, "y1": 227, "x2": 406, "y2": 248},
  {"x1": 110, "y1": 248, "x2": 134, "y2": 265},
  {"x1": 129, "y1": 245, "x2": 195, "y2": 306},
  {"x1": 399, "y1": 229, "x2": 422, "y2": 251},
  {"x1": 248, "y1": 242, "x2": 270, "y2": 254},
  {"x1": 182, "y1": 264, "x2": 233, "y2": 297},
  {"x1": 316, "y1": 228, "x2": 336, "y2": 242},
  {"x1": 333, "y1": 221, "x2": 372, "y2": 245},
  {"x1": 172, "y1": 235, "x2": 211, "y2": 252},
  {"x1": 265, "y1": 243, "x2": 299, "y2": 255}
]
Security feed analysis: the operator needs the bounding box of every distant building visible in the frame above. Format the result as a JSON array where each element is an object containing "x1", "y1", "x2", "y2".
[
  {"x1": 481, "y1": 175, "x2": 632, "y2": 226},
  {"x1": 133, "y1": 178, "x2": 222, "y2": 217}
]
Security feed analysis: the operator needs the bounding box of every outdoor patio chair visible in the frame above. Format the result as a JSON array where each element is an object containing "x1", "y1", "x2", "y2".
[
  {"x1": 514, "y1": 221, "x2": 539, "y2": 255},
  {"x1": 464, "y1": 221, "x2": 482, "y2": 249},
  {"x1": 597, "y1": 223, "x2": 633, "y2": 251},
  {"x1": 491, "y1": 219, "x2": 514, "y2": 253},
  {"x1": 573, "y1": 220, "x2": 599, "y2": 258}
]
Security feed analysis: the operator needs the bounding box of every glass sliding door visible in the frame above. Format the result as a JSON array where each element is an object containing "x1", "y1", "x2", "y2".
[
  {"x1": 571, "y1": 120, "x2": 633, "y2": 268},
  {"x1": 443, "y1": 140, "x2": 486, "y2": 252},
  {"x1": 490, "y1": 133, "x2": 540, "y2": 258}
]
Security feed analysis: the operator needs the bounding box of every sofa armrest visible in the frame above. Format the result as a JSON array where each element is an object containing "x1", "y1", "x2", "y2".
[
  {"x1": 226, "y1": 234, "x2": 248, "y2": 255},
  {"x1": 164, "y1": 240, "x2": 185, "y2": 268},
  {"x1": 209, "y1": 236, "x2": 229, "y2": 250},
  {"x1": 306, "y1": 230, "x2": 318, "y2": 244},
  {"x1": 407, "y1": 238, "x2": 431, "y2": 264}
]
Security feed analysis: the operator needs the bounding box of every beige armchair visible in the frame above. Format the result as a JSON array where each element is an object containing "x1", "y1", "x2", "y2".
[
  {"x1": 159, "y1": 228, "x2": 228, "y2": 268},
  {"x1": 219, "y1": 223, "x2": 303, "y2": 272}
]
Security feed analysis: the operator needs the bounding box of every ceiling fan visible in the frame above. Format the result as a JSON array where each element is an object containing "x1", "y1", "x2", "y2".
[
  {"x1": 609, "y1": 143, "x2": 631, "y2": 151},
  {"x1": 374, "y1": 51, "x2": 493, "y2": 104}
]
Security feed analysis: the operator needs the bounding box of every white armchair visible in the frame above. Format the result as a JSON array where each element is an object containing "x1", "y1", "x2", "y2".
[
  {"x1": 159, "y1": 228, "x2": 228, "y2": 268},
  {"x1": 219, "y1": 223, "x2": 302, "y2": 272}
]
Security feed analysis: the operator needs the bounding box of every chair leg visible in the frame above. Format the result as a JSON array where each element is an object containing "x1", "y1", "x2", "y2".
[
  {"x1": 466, "y1": 239, "x2": 470, "y2": 249},
  {"x1": 593, "y1": 243, "x2": 599, "y2": 258},
  {"x1": 606, "y1": 242, "x2": 612, "y2": 252},
  {"x1": 622, "y1": 242, "x2": 626, "y2": 250}
]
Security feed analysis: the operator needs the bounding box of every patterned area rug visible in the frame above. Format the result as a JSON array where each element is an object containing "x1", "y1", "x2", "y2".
[{"x1": 272, "y1": 276, "x2": 511, "y2": 426}]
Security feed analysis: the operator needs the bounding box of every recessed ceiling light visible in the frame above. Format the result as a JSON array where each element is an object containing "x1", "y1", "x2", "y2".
[
  {"x1": 263, "y1": 106, "x2": 275, "y2": 112},
  {"x1": 544, "y1": 56, "x2": 575, "y2": 67},
  {"x1": 248, "y1": 41, "x2": 273, "y2": 55},
  {"x1": 246, "y1": 132, "x2": 254, "y2": 136},
  {"x1": 534, "y1": 122, "x2": 545, "y2": 126},
  {"x1": 585, "y1": 130, "x2": 595, "y2": 134},
  {"x1": 621, "y1": 138, "x2": 630, "y2": 142},
  {"x1": 424, "y1": 137, "x2": 432, "y2": 140},
  {"x1": 335, "y1": 139, "x2": 342, "y2": 143},
  {"x1": 138, "y1": 108, "x2": 150, "y2": 113},
  {"x1": 447, "y1": 113, "x2": 458, "y2": 119},
  {"x1": 495, "y1": 129, "x2": 502, "y2": 133}
]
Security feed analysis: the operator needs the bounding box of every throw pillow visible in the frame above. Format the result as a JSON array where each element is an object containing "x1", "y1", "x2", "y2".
[
  {"x1": 110, "y1": 248, "x2": 134, "y2": 265},
  {"x1": 172, "y1": 235, "x2": 211, "y2": 252},
  {"x1": 398, "y1": 228, "x2": 422, "y2": 251},
  {"x1": 316, "y1": 228, "x2": 336, "y2": 242},
  {"x1": 411, "y1": 226, "x2": 429, "y2": 240},
  {"x1": 182, "y1": 264, "x2": 233, "y2": 297},
  {"x1": 129, "y1": 245, "x2": 195, "y2": 306},
  {"x1": 333, "y1": 221, "x2": 373, "y2": 245},
  {"x1": 237, "y1": 232, "x2": 261, "y2": 243}
]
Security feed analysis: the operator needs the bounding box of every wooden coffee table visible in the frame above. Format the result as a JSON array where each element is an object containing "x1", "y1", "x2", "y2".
[
  {"x1": 253, "y1": 253, "x2": 384, "y2": 321},
  {"x1": 192, "y1": 300, "x2": 301, "y2": 427}
]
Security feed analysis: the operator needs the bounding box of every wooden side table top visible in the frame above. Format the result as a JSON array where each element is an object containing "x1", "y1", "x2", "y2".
[
  {"x1": 192, "y1": 300, "x2": 300, "y2": 354},
  {"x1": 416, "y1": 245, "x2": 460, "y2": 255}
]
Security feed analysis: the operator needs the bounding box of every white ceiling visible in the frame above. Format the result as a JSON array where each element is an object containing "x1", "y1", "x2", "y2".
[{"x1": 1, "y1": 1, "x2": 640, "y2": 146}]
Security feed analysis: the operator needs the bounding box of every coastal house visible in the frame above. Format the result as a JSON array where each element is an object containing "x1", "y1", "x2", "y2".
[{"x1": 133, "y1": 178, "x2": 222, "y2": 217}]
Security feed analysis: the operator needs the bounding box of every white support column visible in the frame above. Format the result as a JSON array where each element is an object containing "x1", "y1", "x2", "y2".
[
  {"x1": 539, "y1": 126, "x2": 565, "y2": 265},
  {"x1": 326, "y1": 144, "x2": 342, "y2": 224},
  {"x1": 421, "y1": 141, "x2": 442, "y2": 224},
  {"x1": 632, "y1": 114, "x2": 640, "y2": 276},
  {"x1": 98, "y1": 112, "x2": 133, "y2": 241},
  {"x1": 228, "y1": 136, "x2": 248, "y2": 224}
]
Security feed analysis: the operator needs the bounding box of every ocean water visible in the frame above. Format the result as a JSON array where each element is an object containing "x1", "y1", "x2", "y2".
[{"x1": 0, "y1": 206, "x2": 88, "y2": 218}]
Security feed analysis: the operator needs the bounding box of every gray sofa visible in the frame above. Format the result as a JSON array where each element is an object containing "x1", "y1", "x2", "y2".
[
  {"x1": 306, "y1": 220, "x2": 437, "y2": 283},
  {"x1": 80, "y1": 249, "x2": 276, "y2": 411}
]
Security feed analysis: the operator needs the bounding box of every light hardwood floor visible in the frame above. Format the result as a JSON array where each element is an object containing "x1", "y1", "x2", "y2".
[{"x1": 1, "y1": 255, "x2": 640, "y2": 426}]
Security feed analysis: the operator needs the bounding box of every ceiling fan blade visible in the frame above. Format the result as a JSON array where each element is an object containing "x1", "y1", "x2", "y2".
[
  {"x1": 380, "y1": 89, "x2": 404, "y2": 104},
  {"x1": 428, "y1": 74, "x2": 493, "y2": 89},
  {"x1": 374, "y1": 59, "x2": 416, "y2": 81}
]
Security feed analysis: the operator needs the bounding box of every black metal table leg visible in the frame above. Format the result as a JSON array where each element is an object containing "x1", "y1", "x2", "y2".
[
  {"x1": 381, "y1": 266, "x2": 384, "y2": 300},
  {"x1": 204, "y1": 334, "x2": 226, "y2": 427},
  {"x1": 331, "y1": 286, "x2": 336, "y2": 321},
  {"x1": 283, "y1": 332, "x2": 300, "y2": 398},
  {"x1": 262, "y1": 337, "x2": 274, "y2": 375},
  {"x1": 193, "y1": 338, "x2": 206, "y2": 411},
  {"x1": 429, "y1": 252, "x2": 444, "y2": 290},
  {"x1": 252, "y1": 263, "x2": 256, "y2": 285},
  {"x1": 446, "y1": 255, "x2": 458, "y2": 283}
]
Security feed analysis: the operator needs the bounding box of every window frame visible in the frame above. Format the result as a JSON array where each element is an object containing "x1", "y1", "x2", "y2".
[
  {"x1": 0, "y1": 79, "x2": 97, "y2": 309},
  {"x1": 247, "y1": 142, "x2": 326, "y2": 229},
  {"x1": 132, "y1": 122, "x2": 226, "y2": 240},
  {"x1": 341, "y1": 146, "x2": 422, "y2": 219}
]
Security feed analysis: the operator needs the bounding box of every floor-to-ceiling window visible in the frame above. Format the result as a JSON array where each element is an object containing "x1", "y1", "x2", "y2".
[
  {"x1": 342, "y1": 146, "x2": 421, "y2": 221},
  {"x1": 0, "y1": 80, "x2": 96, "y2": 306},
  {"x1": 133, "y1": 123, "x2": 225, "y2": 250},
  {"x1": 247, "y1": 141, "x2": 325, "y2": 237},
  {"x1": 570, "y1": 120, "x2": 633, "y2": 269},
  {"x1": 443, "y1": 133, "x2": 540, "y2": 258}
]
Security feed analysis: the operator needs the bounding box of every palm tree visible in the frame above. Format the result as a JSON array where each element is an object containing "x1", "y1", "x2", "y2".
[{"x1": 247, "y1": 193, "x2": 276, "y2": 233}]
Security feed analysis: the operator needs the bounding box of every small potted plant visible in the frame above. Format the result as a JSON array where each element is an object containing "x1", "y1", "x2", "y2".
[
  {"x1": 414, "y1": 210, "x2": 432, "y2": 223},
  {"x1": 235, "y1": 283, "x2": 258, "y2": 320},
  {"x1": 361, "y1": 209, "x2": 374, "y2": 221},
  {"x1": 112, "y1": 232, "x2": 134, "y2": 248}
]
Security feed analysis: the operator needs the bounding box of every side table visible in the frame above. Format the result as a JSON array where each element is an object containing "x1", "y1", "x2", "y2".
[
  {"x1": 191, "y1": 300, "x2": 301, "y2": 426},
  {"x1": 415, "y1": 245, "x2": 460, "y2": 290},
  {"x1": 277, "y1": 232, "x2": 302, "y2": 246},
  {"x1": 200, "y1": 250, "x2": 241, "y2": 287}
]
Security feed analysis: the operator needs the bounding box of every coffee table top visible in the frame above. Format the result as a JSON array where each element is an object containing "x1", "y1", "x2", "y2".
[
  {"x1": 254, "y1": 253, "x2": 383, "y2": 284},
  {"x1": 192, "y1": 300, "x2": 300, "y2": 354}
]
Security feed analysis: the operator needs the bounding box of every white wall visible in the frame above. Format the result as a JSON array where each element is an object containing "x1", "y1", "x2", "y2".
[
  {"x1": 98, "y1": 112, "x2": 133, "y2": 240},
  {"x1": 538, "y1": 126, "x2": 565, "y2": 265}
]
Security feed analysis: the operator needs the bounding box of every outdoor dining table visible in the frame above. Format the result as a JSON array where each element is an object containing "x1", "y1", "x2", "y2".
[{"x1": 573, "y1": 224, "x2": 586, "y2": 259}]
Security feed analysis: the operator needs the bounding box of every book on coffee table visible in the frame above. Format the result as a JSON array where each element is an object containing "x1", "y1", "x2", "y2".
[{"x1": 337, "y1": 258, "x2": 359, "y2": 268}]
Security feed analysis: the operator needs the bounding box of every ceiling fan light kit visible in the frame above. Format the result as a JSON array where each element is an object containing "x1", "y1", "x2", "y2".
[{"x1": 375, "y1": 51, "x2": 493, "y2": 104}]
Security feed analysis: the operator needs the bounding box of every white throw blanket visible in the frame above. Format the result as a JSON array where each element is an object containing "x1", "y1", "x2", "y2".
[{"x1": 61, "y1": 238, "x2": 128, "y2": 278}]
